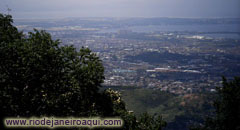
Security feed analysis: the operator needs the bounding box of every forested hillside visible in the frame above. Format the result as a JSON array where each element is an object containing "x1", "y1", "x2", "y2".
[
  {"x1": 1, "y1": 13, "x2": 240, "y2": 130},
  {"x1": 0, "y1": 13, "x2": 166, "y2": 130}
]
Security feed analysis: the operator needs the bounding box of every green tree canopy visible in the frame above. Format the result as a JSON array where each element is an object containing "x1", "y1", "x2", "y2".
[
  {"x1": 191, "y1": 77, "x2": 240, "y2": 130},
  {"x1": 0, "y1": 13, "x2": 166, "y2": 130}
]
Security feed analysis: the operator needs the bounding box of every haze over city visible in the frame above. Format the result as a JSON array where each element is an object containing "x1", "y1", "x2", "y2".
[
  {"x1": 1, "y1": 0, "x2": 240, "y2": 129},
  {"x1": 0, "y1": 0, "x2": 240, "y2": 19}
]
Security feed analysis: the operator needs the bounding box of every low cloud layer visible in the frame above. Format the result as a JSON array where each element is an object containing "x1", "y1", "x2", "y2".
[{"x1": 0, "y1": 0, "x2": 239, "y2": 18}]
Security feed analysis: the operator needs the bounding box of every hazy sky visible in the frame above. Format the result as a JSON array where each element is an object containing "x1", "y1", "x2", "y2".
[{"x1": 0, "y1": 0, "x2": 240, "y2": 19}]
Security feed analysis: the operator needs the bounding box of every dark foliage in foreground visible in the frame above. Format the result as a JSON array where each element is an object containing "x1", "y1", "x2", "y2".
[
  {"x1": 191, "y1": 77, "x2": 240, "y2": 130},
  {"x1": 0, "y1": 13, "x2": 166, "y2": 130}
]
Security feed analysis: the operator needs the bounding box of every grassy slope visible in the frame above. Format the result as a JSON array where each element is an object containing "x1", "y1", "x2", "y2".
[{"x1": 103, "y1": 86, "x2": 215, "y2": 123}]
